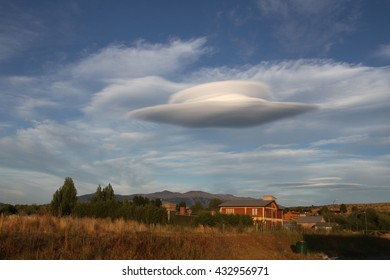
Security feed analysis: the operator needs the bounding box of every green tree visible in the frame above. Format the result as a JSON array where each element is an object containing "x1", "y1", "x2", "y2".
[
  {"x1": 152, "y1": 198, "x2": 162, "y2": 207},
  {"x1": 91, "y1": 184, "x2": 115, "y2": 203},
  {"x1": 0, "y1": 203, "x2": 17, "y2": 215},
  {"x1": 208, "y1": 198, "x2": 222, "y2": 210},
  {"x1": 102, "y1": 183, "x2": 115, "y2": 201},
  {"x1": 378, "y1": 213, "x2": 390, "y2": 231},
  {"x1": 351, "y1": 206, "x2": 359, "y2": 212},
  {"x1": 50, "y1": 177, "x2": 77, "y2": 216},
  {"x1": 319, "y1": 206, "x2": 330, "y2": 215},
  {"x1": 133, "y1": 195, "x2": 149, "y2": 206},
  {"x1": 190, "y1": 201, "x2": 204, "y2": 214},
  {"x1": 339, "y1": 203, "x2": 348, "y2": 214},
  {"x1": 91, "y1": 185, "x2": 103, "y2": 203}
]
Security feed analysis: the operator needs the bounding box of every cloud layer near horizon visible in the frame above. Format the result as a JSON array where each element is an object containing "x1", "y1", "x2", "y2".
[{"x1": 128, "y1": 80, "x2": 317, "y2": 128}]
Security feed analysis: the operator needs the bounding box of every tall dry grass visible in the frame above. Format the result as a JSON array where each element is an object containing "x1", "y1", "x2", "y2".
[{"x1": 0, "y1": 214, "x2": 311, "y2": 260}]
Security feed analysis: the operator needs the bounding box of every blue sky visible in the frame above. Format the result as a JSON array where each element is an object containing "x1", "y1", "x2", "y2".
[{"x1": 0, "y1": 0, "x2": 389, "y2": 206}]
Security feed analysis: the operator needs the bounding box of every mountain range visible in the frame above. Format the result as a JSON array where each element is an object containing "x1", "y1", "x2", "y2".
[{"x1": 77, "y1": 190, "x2": 253, "y2": 207}]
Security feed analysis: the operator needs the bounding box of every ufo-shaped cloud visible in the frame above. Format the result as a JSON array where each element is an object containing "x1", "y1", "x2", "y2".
[{"x1": 128, "y1": 80, "x2": 316, "y2": 128}]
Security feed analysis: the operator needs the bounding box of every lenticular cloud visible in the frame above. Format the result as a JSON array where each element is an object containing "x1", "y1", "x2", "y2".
[{"x1": 128, "y1": 80, "x2": 316, "y2": 128}]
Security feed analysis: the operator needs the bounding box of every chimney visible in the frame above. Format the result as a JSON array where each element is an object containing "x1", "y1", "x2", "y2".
[{"x1": 262, "y1": 195, "x2": 276, "y2": 201}]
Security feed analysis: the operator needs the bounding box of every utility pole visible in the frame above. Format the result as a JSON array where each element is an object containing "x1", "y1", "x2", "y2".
[
  {"x1": 364, "y1": 210, "x2": 368, "y2": 235},
  {"x1": 358, "y1": 210, "x2": 368, "y2": 235}
]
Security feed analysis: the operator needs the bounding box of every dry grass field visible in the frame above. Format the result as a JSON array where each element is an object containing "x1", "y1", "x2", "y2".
[
  {"x1": 2, "y1": 215, "x2": 389, "y2": 260},
  {"x1": 0, "y1": 215, "x2": 316, "y2": 260}
]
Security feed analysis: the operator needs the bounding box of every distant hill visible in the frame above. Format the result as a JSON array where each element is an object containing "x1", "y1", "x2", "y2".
[
  {"x1": 287, "y1": 202, "x2": 390, "y2": 214},
  {"x1": 325, "y1": 202, "x2": 390, "y2": 214},
  {"x1": 77, "y1": 190, "x2": 253, "y2": 207}
]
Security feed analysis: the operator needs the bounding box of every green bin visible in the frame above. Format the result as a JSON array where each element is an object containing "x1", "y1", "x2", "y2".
[{"x1": 296, "y1": 241, "x2": 308, "y2": 254}]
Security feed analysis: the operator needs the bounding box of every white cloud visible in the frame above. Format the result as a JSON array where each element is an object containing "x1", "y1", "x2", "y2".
[
  {"x1": 0, "y1": 3, "x2": 43, "y2": 60},
  {"x1": 16, "y1": 97, "x2": 58, "y2": 118},
  {"x1": 374, "y1": 43, "x2": 390, "y2": 59},
  {"x1": 256, "y1": 0, "x2": 359, "y2": 54},
  {"x1": 83, "y1": 76, "x2": 187, "y2": 120},
  {"x1": 308, "y1": 177, "x2": 342, "y2": 182},
  {"x1": 129, "y1": 80, "x2": 316, "y2": 128},
  {"x1": 0, "y1": 167, "x2": 65, "y2": 204},
  {"x1": 0, "y1": 38, "x2": 209, "y2": 124},
  {"x1": 72, "y1": 38, "x2": 209, "y2": 81},
  {"x1": 268, "y1": 181, "x2": 365, "y2": 190},
  {"x1": 257, "y1": 143, "x2": 296, "y2": 149},
  {"x1": 0, "y1": 119, "x2": 159, "y2": 202},
  {"x1": 310, "y1": 134, "x2": 367, "y2": 147},
  {"x1": 191, "y1": 60, "x2": 390, "y2": 112}
]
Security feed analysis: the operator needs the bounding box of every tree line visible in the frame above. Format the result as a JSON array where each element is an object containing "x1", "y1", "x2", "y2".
[
  {"x1": 334, "y1": 208, "x2": 390, "y2": 232},
  {"x1": 0, "y1": 177, "x2": 255, "y2": 227},
  {"x1": 50, "y1": 177, "x2": 167, "y2": 224},
  {"x1": 286, "y1": 204, "x2": 390, "y2": 232},
  {"x1": 13, "y1": 177, "x2": 390, "y2": 232},
  {"x1": 48, "y1": 177, "x2": 255, "y2": 227},
  {"x1": 314, "y1": 205, "x2": 390, "y2": 232}
]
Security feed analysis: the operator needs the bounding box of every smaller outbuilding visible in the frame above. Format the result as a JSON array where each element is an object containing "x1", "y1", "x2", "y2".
[
  {"x1": 297, "y1": 216, "x2": 325, "y2": 229},
  {"x1": 314, "y1": 222, "x2": 337, "y2": 231}
]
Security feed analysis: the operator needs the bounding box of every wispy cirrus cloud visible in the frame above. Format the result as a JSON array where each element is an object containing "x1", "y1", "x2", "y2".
[
  {"x1": 72, "y1": 38, "x2": 209, "y2": 81},
  {"x1": 191, "y1": 60, "x2": 390, "y2": 114},
  {"x1": 256, "y1": 0, "x2": 360, "y2": 54},
  {"x1": 0, "y1": 2, "x2": 43, "y2": 61},
  {"x1": 373, "y1": 43, "x2": 390, "y2": 60},
  {"x1": 310, "y1": 134, "x2": 368, "y2": 147}
]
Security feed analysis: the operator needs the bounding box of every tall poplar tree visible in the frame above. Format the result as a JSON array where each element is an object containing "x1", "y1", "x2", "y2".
[
  {"x1": 103, "y1": 183, "x2": 115, "y2": 201},
  {"x1": 50, "y1": 177, "x2": 77, "y2": 216}
]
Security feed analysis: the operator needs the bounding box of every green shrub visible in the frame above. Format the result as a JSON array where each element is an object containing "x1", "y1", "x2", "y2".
[{"x1": 194, "y1": 212, "x2": 253, "y2": 228}]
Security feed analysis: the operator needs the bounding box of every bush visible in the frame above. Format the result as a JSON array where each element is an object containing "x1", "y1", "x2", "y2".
[
  {"x1": 73, "y1": 200, "x2": 167, "y2": 224},
  {"x1": 0, "y1": 204, "x2": 17, "y2": 215},
  {"x1": 194, "y1": 213, "x2": 253, "y2": 228},
  {"x1": 338, "y1": 208, "x2": 390, "y2": 232}
]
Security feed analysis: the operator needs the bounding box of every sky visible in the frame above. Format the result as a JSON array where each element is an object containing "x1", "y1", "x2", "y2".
[{"x1": 0, "y1": 0, "x2": 389, "y2": 206}]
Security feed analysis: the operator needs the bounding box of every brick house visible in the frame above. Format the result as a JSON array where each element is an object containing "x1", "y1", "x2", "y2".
[
  {"x1": 219, "y1": 196, "x2": 284, "y2": 228},
  {"x1": 283, "y1": 211, "x2": 301, "y2": 221}
]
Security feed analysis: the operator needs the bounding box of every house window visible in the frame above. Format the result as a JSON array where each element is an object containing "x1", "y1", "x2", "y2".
[
  {"x1": 252, "y1": 208, "x2": 258, "y2": 216},
  {"x1": 226, "y1": 208, "x2": 234, "y2": 214}
]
